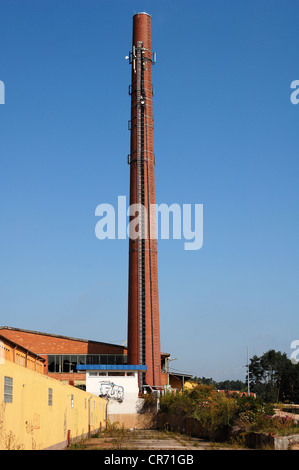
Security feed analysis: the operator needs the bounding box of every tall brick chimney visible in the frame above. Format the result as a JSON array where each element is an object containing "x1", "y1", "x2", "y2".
[{"x1": 127, "y1": 13, "x2": 162, "y2": 390}]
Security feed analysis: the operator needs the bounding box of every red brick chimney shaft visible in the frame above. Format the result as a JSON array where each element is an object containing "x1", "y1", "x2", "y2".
[{"x1": 127, "y1": 13, "x2": 162, "y2": 390}]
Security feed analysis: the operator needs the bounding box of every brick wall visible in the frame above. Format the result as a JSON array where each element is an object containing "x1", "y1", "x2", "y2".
[
  {"x1": 48, "y1": 372, "x2": 86, "y2": 383},
  {"x1": 161, "y1": 373, "x2": 169, "y2": 387},
  {"x1": 0, "y1": 328, "x2": 127, "y2": 383},
  {"x1": 0, "y1": 328, "x2": 169, "y2": 388}
]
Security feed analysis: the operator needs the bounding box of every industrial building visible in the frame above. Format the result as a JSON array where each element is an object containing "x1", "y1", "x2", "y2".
[{"x1": 0, "y1": 326, "x2": 190, "y2": 391}]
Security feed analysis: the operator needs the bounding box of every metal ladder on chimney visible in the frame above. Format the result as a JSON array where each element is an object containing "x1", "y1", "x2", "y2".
[
  {"x1": 136, "y1": 42, "x2": 146, "y2": 389},
  {"x1": 146, "y1": 126, "x2": 159, "y2": 387},
  {"x1": 143, "y1": 46, "x2": 160, "y2": 388}
]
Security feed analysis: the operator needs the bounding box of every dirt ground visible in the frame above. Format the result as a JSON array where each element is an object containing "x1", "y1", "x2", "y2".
[{"x1": 78, "y1": 429, "x2": 243, "y2": 451}]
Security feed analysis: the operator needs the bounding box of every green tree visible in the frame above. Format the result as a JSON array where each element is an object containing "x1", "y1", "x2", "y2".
[{"x1": 249, "y1": 350, "x2": 299, "y2": 403}]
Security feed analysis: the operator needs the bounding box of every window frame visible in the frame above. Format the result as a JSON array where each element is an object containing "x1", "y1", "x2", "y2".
[
  {"x1": 48, "y1": 387, "x2": 53, "y2": 406},
  {"x1": 4, "y1": 376, "x2": 13, "y2": 403}
]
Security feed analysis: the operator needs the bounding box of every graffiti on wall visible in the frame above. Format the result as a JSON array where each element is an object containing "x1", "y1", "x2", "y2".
[{"x1": 99, "y1": 382, "x2": 124, "y2": 402}]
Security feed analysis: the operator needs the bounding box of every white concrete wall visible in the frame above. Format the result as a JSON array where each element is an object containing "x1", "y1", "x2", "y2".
[{"x1": 86, "y1": 372, "x2": 143, "y2": 415}]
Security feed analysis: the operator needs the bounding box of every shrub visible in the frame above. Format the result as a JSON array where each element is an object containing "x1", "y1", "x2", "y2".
[
  {"x1": 192, "y1": 391, "x2": 238, "y2": 431},
  {"x1": 159, "y1": 386, "x2": 299, "y2": 436},
  {"x1": 160, "y1": 385, "x2": 238, "y2": 431},
  {"x1": 159, "y1": 390, "x2": 194, "y2": 416},
  {"x1": 248, "y1": 413, "x2": 299, "y2": 435},
  {"x1": 235, "y1": 394, "x2": 274, "y2": 416}
]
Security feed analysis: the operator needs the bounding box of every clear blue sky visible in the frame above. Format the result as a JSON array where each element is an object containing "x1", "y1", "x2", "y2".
[{"x1": 0, "y1": 0, "x2": 298, "y2": 382}]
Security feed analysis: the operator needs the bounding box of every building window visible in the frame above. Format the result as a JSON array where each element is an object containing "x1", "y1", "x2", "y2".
[
  {"x1": 4, "y1": 376, "x2": 13, "y2": 403},
  {"x1": 47, "y1": 355, "x2": 60, "y2": 373},
  {"x1": 47, "y1": 354, "x2": 127, "y2": 373},
  {"x1": 48, "y1": 388, "x2": 53, "y2": 406},
  {"x1": 71, "y1": 394, "x2": 74, "y2": 408}
]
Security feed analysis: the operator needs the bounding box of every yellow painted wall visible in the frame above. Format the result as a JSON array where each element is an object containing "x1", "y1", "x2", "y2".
[
  {"x1": 0, "y1": 359, "x2": 106, "y2": 450},
  {"x1": 184, "y1": 380, "x2": 198, "y2": 390}
]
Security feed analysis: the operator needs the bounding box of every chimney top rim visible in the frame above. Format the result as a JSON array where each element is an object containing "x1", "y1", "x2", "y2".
[{"x1": 133, "y1": 12, "x2": 151, "y2": 18}]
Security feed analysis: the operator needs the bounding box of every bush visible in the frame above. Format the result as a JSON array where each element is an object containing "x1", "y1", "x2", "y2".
[
  {"x1": 159, "y1": 390, "x2": 194, "y2": 416},
  {"x1": 159, "y1": 386, "x2": 299, "y2": 436},
  {"x1": 249, "y1": 414, "x2": 299, "y2": 436},
  {"x1": 192, "y1": 391, "x2": 238, "y2": 431},
  {"x1": 160, "y1": 385, "x2": 238, "y2": 431},
  {"x1": 235, "y1": 394, "x2": 274, "y2": 415}
]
